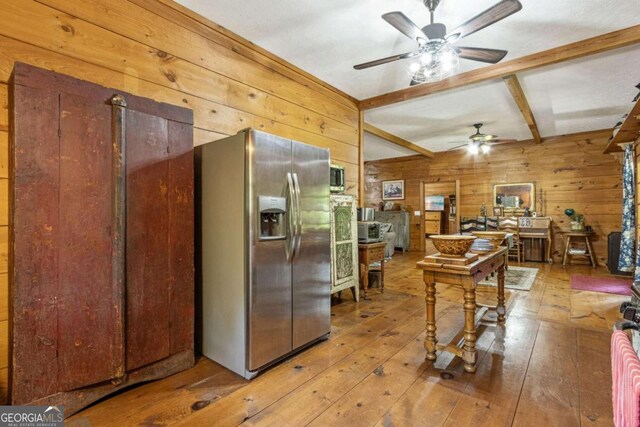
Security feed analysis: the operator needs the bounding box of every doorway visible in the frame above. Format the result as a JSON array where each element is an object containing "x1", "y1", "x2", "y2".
[{"x1": 420, "y1": 180, "x2": 460, "y2": 252}]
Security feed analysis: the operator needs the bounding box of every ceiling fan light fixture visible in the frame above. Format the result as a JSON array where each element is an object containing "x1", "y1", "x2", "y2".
[
  {"x1": 468, "y1": 142, "x2": 479, "y2": 155},
  {"x1": 420, "y1": 52, "x2": 433, "y2": 65},
  {"x1": 411, "y1": 42, "x2": 459, "y2": 84},
  {"x1": 480, "y1": 143, "x2": 491, "y2": 154}
]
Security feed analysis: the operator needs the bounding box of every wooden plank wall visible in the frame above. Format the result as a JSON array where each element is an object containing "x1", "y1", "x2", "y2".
[
  {"x1": 0, "y1": 0, "x2": 360, "y2": 401},
  {"x1": 364, "y1": 130, "x2": 622, "y2": 263}
]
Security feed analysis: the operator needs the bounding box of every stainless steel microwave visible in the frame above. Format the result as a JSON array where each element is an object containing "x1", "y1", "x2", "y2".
[
  {"x1": 358, "y1": 221, "x2": 383, "y2": 243},
  {"x1": 330, "y1": 164, "x2": 345, "y2": 193}
]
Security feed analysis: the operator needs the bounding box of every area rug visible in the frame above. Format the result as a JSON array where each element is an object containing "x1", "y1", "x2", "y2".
[
  {"x1": 478, "y1": 266, "x2": 538, "y2": 291},
  {"x1": 570, "y1": 274, "x2": 632, "y2": 296}
]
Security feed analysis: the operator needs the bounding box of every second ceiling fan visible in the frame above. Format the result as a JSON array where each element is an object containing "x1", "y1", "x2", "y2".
[
  {"x1": 353, "y1": 0, "x2": 522, "y2": 85},
  {"x1": 448, "y1": 123, "x2": 517, "y2": 154}
]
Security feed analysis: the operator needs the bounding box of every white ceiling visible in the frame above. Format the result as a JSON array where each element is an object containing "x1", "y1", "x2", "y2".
[
  {"x1": 365, "y1": 80, "x2": 534, "y2": 155},
  {"x1": 176, "y1": 0, "x2": 640, "y2": 159},
  {"x1": 519, "y1": 45, "x2": 640, "y2": 137},
  {"x1": 364, "y1": 133, "x2": 418, "y2": 162}
]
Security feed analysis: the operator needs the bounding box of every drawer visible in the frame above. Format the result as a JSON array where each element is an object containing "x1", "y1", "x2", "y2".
[
  {"x1": 425, "y1": 222, "x2": 441, "y2": 234},
  {"x1": 424, "y1": 211, "x2": 441, "y2": 220},
  {"x1": 368, "y1": 247, "x2": 385, "y2": 262}
]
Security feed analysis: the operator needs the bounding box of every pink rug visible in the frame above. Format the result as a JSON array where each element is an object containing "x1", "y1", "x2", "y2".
[{"x1": 570, "y1": 274, "x2": 633, "y2": 296}]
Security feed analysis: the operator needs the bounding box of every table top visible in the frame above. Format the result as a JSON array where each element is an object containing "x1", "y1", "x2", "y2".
[
  {"x1": 560, "y1": 230, "x2": 594, "y2": 237},
  {"x1": 358, "y1": 242, "x2": 387, "y2": 249},
  {"x1": 416, "y1": 247, "x2": 507, "y2": 276}
]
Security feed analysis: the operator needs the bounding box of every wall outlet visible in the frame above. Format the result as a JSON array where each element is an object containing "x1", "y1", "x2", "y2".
[{"x1": 414, "y1": 211, "x2": 421, "y2": 216}]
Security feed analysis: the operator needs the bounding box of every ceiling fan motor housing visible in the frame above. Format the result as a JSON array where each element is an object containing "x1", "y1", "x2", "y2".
[
  {"x1": 422, "y1": 23, "x2": 447, "y2": 40},
  {"x1": 423, "y1": 0, "x2": 441, "y2": 12}
]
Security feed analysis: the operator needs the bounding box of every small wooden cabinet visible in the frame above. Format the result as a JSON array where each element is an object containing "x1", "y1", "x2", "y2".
[
  {"x1": 424, "y1": 211, "x2": 443, "y2": 235},
  {"x1": 330, "y1": 194, "x2": 359, "y2": 301}
]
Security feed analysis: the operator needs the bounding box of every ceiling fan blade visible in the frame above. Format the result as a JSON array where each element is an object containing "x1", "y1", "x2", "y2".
[
  {"x1": 354, "y1": 51, "x2": 420, "y2": 70},
  {"x1": 382, "y1": 12, "x2": 428, "y2": 42},
  {"x1": 455, "y1": 47, "x2": 508, "y2": 64},
  {"x1": 445, "y1": 0, "x2": 522, "y2": 42},
  {"x1": 487, "y1": 139, "x2": 517, "y2": 144}
]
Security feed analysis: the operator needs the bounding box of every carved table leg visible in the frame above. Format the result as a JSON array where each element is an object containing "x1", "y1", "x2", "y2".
[
  {"x1": 462, "y1": 285, "x2": 477, "y2": 373},
  {"x1": 380, "y1": 259, "x2": 385, "y2": 293},
  {"x1": 360, "y1": 262, "x2": 368, "y2": 300},
  {"x1": 497, "y1": 264, "x2": 506, "y2": 323},
  {"x1": 424, "y1": 276, "x2": 437, "y2": 361},
  {"x1": 562, "y1": 235, "x2": 571, "y2": 266}
]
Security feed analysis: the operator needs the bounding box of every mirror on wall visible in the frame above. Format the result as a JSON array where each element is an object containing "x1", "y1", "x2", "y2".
[{"x1": 493, "y1": 182, "x2": 535, "y2": 213}]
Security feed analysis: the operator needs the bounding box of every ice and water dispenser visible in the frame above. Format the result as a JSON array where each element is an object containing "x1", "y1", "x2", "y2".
[{"x1": 258, "y1": 195, "x2": 287, "y2": 240}]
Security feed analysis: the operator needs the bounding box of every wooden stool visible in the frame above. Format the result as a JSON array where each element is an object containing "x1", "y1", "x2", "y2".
[{"x1": 562, "y1": 231, "x2": 596, "y2": 267}]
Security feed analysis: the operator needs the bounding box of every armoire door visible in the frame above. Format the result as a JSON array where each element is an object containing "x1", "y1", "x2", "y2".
[{"x1": 10, "y1": 63, "x2": 194, "y2": 415}]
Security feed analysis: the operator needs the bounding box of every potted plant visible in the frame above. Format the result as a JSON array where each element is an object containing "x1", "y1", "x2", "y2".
[{"x1": 564, "y1": 209, "x2": 585, "y2": 231}]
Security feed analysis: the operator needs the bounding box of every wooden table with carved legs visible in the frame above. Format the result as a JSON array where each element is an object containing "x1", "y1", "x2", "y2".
[{"x1": 417, "y1": 247, "x2": 507, "y2": 373}]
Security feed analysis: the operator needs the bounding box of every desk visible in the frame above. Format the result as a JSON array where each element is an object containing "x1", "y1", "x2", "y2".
[
  {"x1": 358, "y1": 242, "x2": 386, "y2": 299},
  {"x1": 417, "y1": 247, "x2": 507, "y2": 373},
  {"x1": 561, "y1": 231, "x2": 597, "y2": 267}
]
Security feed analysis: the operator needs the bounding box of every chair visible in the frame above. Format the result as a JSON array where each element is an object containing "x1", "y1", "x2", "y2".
[
  {"x1": 380, "y1": 222, "x2": 396, "y2": 259},
  {"x1": 499, "y1": 216, "x2": 522, "y2": 263}
]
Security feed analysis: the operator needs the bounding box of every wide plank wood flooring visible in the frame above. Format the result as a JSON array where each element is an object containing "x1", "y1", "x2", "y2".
[{"x1": 68, "y1": 251, "x2": 627, "y2": 426}]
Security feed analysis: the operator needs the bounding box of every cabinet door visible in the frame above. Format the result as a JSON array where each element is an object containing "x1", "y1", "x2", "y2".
[
  {"x1": 333, "y1": 203, "x2": 355, "y2": 285},
  {"x1": 125, "y1": 111, "x2": 195, "y2": 371},
  {"x1": 11, "y1": 89, "x2": 118, "y2": 403}
]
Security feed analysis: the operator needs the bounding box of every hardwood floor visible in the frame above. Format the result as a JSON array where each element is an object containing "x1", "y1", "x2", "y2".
[{"x1": 68, "y1": 251, "x2": 626, "y2": 426}]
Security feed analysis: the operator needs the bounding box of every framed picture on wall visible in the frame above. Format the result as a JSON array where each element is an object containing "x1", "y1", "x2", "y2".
[{"x1": 382, "y1": 180, "x2": 405, "y2": 200}]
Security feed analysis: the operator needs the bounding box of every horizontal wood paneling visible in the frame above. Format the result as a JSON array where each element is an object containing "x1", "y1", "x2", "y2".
[
  {"x1": 131, "y1": 0, "x2": 359, "y2": 110},
  {"x1": 365, "y1": 132, "x2": 622, "y2": 264},
  {"x1": 0, "y1": 0, "x2": 360, "y2": 402}
]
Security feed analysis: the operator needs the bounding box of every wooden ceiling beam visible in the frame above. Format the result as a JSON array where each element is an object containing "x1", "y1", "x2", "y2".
[
  {"x1": 503, "y1": 74, "x2": 541, "y2": 143},
  {"x1": 359, "y1": 24, "x2": 640, "y2": 110},
  {"x1": 364, "y1": 123, "x2": 435, "y2": 158}
]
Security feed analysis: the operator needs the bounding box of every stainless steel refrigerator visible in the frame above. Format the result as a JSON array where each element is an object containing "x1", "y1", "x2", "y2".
[{"x1": 197, "y1": 129, "x2": 331, "y2": 379}]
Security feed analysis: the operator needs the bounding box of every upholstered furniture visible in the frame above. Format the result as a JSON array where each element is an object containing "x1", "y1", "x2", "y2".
[{"x1": 375, "y1": 211, "x2": 410, "y2": 251}]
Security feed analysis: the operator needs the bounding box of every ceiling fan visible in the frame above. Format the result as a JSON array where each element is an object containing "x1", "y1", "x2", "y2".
[
  {"x1": 353, "y1": 0, "x2": 522, "y2": 85},
  {"x1": 448, "y1": 123, "x2": 516, "y2": 154}
]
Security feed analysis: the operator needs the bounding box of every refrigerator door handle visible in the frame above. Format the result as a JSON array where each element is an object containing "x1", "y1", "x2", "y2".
[
  {"x1": 292, "y1": 172, "x2": 302, "y2": 255},
  {"x1": 286, "y1": 172, "x2": 296, "y2": 262}
]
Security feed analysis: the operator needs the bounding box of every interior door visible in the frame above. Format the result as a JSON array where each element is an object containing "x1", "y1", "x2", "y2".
[
  {"x1": 248, "y1": 131, "x2": 293, "y2": 371},
  {"x1": 291, "y1": 141, "x2": 331, "y2": 349}
]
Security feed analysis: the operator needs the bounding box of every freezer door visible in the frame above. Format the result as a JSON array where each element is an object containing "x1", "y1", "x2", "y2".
[
  {"x1": 291, "y1": 141, "x2": 331, "y2": 349},
  {"x1": 247, "y1": 131, "x2": 293, "y2": 371}
]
